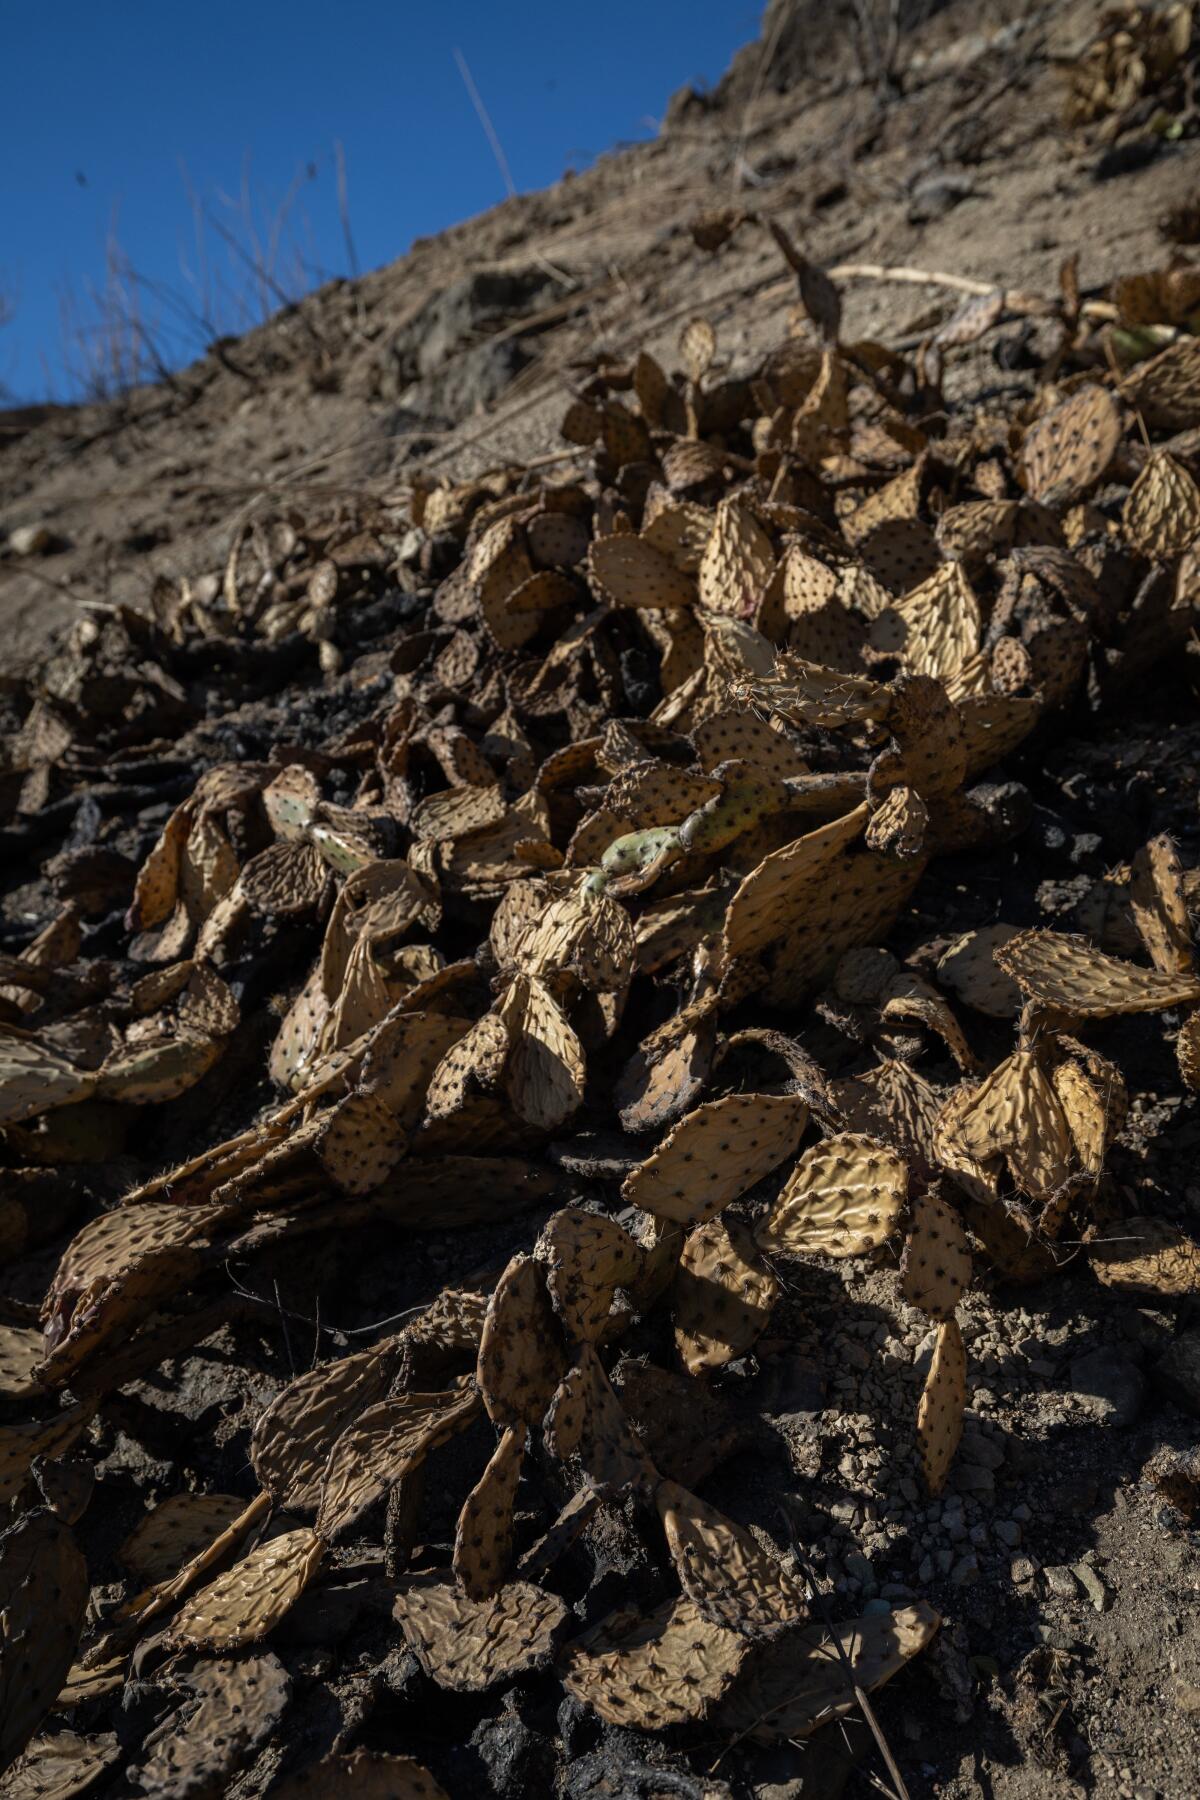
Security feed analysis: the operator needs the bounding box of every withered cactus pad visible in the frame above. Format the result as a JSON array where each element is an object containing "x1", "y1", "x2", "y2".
[{"x1": 4, "y1": 93, "x2": 1200, "y2": 1794}]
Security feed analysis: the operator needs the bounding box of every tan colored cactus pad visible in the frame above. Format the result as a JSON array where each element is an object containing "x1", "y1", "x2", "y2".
[
  {"x1": 714, "y1": 1602, "x2": 941, "y2": 1740},
  {"x1": 757, "y1": 1133, "x2": 907, "y2": 1260},
  {"x1": 164, "y1": 1527, "x2": 324, "y2": 1651},
  {"x1": 672, "y1": 1215, "x2": 779, "y2": 1374},
  {"x1": 561, "y1": 1595, "x2": 749, "y2": 1729},
  {"x1": 917, "y1": 1317, "x2": 967, "y2": 1495},
  {"x1": 995, "y1": 930, "x2": 1200, "y2": 1017},
  {"x1": 656, "y1": 1478, "x2": 808, "y2": 1630},
  {"x1": 393, "y1": 1573, "x2": 568, "y2": 1691},
  {"x1": 901, "y1": 1190, "x2": 973, "y2": 1319},
  {"x1": 623, "y1": 1092, "x2": 809, "y2": 1226}
]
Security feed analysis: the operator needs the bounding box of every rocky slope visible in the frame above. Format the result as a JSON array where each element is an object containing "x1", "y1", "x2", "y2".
[{"x1": 3, "y1": 0, "x2": 1197, "y2": 665}]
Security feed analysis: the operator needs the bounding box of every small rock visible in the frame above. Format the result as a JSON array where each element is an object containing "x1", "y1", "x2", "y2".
[
  {"x1": 1122, "y1": 1308, "x2": 1176, "y2": 1355},
  {"x1": 960, "y1": 1431, "x2": 1006, "y2": 1471},
  {"x1": 618, "y1": 646, "x2": 658, "y2": 715},
  {"x1": 950, "y1": 1552, "x2": 979, "y2": 1587},
  {"x1": 1093, "y1": 136, "x2": 1164, "y2": 181},
  {"x1": 928, "y1": 1621, "x2": 975, "y2": 1723},
  {"x1": 396, "y1": 526, "x2": 424, "y2": 565},
  {"x1": 468, "y1": 1705, "x2": 557, "y2": 1799},
  {"x1": 907, "y1": 171, "x2": 975, "y2": 224},
  {"x1": 1156, "y1": 1331, "x2": 1200, "y2": 1418},
  {"x1": 760, "y1": 1351, "x2": 827, "y2": 1417},
  {"x1": 844, "y1": 1551, "x2": 876, "y2": 1592},
  {"x1": 1072, "y1": 1562, "x2": 1113, "y2": 1612},
  {"x1": 555, "y1": 1696, "x2": 595, "y2": 1761},
  {"x1": 373, "y1": 1645, "x2": 423, "y2": 1710},
  {"x1": 953, "y1": 1464, "x2": 995, "y2": 1497},
  {"x1": 1010, "y1": 1555, "x2": 1036, "y2": 1585},
  {"x1": 995, "y1": 1520, "x2": 1022, "y2": 1549},
  {"x1": 9, "y1": 523, "x2": 58, "y2": 556},
  {"x1": 1033, "y1": 1623, "x2": 1076, "y2": 1650},
  {"x1": 1068, "y1": 1346, "x2": 1145, "y2": 1427},
  {"x1": 1044, "y1": 1564, "x2": 1080, "y2": 1599},
  {"x1": 1174, "y1": 1682, "x2": 1200, "y2": 1717},
  {"x1": 569, "y1": 1747, "x2": 735, "y2": 1799},
  {"x1": 1031, "y1": 806, "x2": 1069, "y2": 855}
]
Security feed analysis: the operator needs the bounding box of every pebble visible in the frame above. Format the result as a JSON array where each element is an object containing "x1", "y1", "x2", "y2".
[
  {"x1": 9, "y1": 523, "x2": 55, "y2": 556},
  {"x1": 1044, "y1": 1564, "x2": 1080, "y2": 1599},
  {"x1": 1010, "y1": 1556, "x2": 1037, "y2": 1585},
  {"x1": 995, "y1": 1520, "x2": 1023, "y2": 1548},
  {"x1": 764, "y1": 1352, "x2": 827, "y2": 1415},
  {"x1": 1072, "y1": 1562, "x2": 1113, "y2": 1612},
  {"x1": 954, "y1": 1464, "x2": 995, "y2": 1496},
  {"x1": 1068, "y1": 1346, "x2": 1145, "y2": 1427},
  {"x1": 950, "y1": 1552, "x2": 979, "y2": 1586},
  {"x1": 960, "y1": 1431, "x2": 1006, "y2": 1471},
  {"x1": 844, "y1": 1551, "x2": 876, "y2": 1592}
]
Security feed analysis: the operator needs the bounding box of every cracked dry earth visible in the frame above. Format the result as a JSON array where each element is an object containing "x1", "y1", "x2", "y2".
[{"x1": 4, "y1": 6, "x2": 1200, "y2": 1800}]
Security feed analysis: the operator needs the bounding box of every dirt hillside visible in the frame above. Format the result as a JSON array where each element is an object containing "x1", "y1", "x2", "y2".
[{"x1": 2, "y1": 0, "x2": 1195, "y2": 664}]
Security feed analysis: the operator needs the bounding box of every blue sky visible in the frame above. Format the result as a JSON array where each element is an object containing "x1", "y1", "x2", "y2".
[{"x1": 2, "y1": 2, "x2": 759, "y2": 402}]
